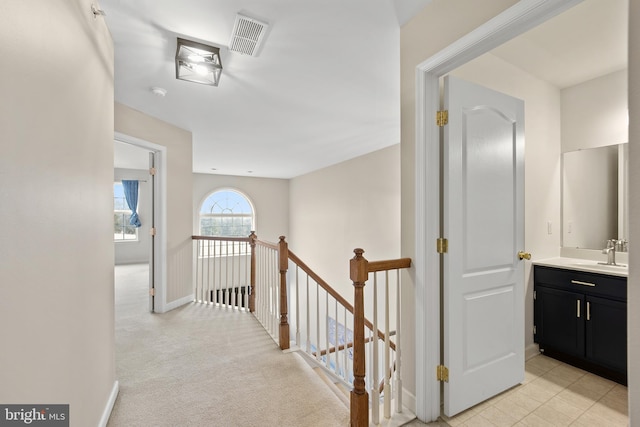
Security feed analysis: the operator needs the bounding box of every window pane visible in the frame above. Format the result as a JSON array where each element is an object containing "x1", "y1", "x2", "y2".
[
  {"x1": 199, "y1": 190, "x2": 254, "y2": 237},
  {"x1": 201, "y1": 190, "x2": 252, "y2": 214},
  {"x1": 114, "y1": 183, "x2": 128, "y2": 210},
  {"x1": 114, "y1": 183, "x2": 138, "y2": 241}
]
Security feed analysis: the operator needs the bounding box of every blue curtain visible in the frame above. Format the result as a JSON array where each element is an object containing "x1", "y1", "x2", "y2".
[{"x1": 122, "y1": 180, "x2": 142, "y2": 228}]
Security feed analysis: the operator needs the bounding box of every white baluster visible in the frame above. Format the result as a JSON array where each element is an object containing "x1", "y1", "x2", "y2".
[
  {"x1": 195, "y1": 240, "x2": 200, "y2": 302},
  {"x1": 334, "y1": 298, "x2": 340, "y2": 377},
  {"x1": 295, "y1": 266, "x2": 301, "y2": 346},
  {"x1": 395, "y1": 268, "x2": 403, "y2": 412},
  {"x1": 344, "y1": 306, "x2": 349, "y2": 384},
  {"x1": 316, "y1": 281, "x2": 321, "y2": 362},
  {"x1": 244, "y1": 243, "x2": 247, "y2": 309},
  {"x1": 195, "y1": 240, "x2": 201, "y2": 302},
  {"x1": 231, "y1": 239, "x2": 236, "y2": 308},
  {"x1": 306, "y1": 275, "x2": 311, "y2": 354},
  {"x1": 274, "y1": 249, "x2": 279, "y2": 339},
  {"x1": 384, "y1": 271, "x2": 391, "y2": 419},
  {"x1": 325, "y1": 292, "x2": 330, "y2": 369},
  {"x1": 205, "y1": 240, "x2": 210, "y2": 303},
  {"x1": 371, "y1": 273, "x2": 380, "y2": 425}
]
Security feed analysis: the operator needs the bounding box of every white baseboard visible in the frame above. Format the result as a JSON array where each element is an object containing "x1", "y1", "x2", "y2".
[
  {"x1": 99, "y1": 380, "x2": 119, "y2": 427},
  {"x1": 161, "y1": 294, "x2": 195, "y2": 313},
  {"x1": 402, "y1": 387, "x2": 417, "y2": 415},
  {"x1": 526, "y1": 343, "x2": 540, "y2": 360}
]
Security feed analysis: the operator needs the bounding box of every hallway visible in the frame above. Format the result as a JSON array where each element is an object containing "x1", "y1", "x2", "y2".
[{"x1": 109, "y1": 264, "x2": 349, "y2": 426}]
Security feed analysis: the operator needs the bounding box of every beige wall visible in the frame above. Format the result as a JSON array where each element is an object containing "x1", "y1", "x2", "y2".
[
  {"x1": 400, "y1": 0, "x2": 519, "y2": 403},
  {"x1": 562, "y1": 69, "x2": 628, "y2": 152},
  {"x1": 193, "y1": 174, "x2": 289, "y2": 243},
  {"x1": 0, "y1": 1, "x2": 117, "y2": 425},
  {"x1": 115, "y1": 103, "x2": 193, "y2": 307},
  {"x1": 628, "y1": 0, "x2": 639, "y2": 421},
  {"x1": 289, "y1": 145, "x2": 401, "y2": 299}
]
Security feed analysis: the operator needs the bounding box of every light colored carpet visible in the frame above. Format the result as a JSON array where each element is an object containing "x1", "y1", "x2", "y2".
[{"x1": 109, "y1": 263, "x2": 349, "y2": 427}]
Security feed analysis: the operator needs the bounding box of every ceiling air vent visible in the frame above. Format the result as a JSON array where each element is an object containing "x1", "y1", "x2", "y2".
[{"x1": 229, "y1": 13, "x2": 269, "y2": 56}]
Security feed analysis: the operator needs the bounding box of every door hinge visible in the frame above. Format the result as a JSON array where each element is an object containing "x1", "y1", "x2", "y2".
[
  {"x1": 150, "y1": 227, "x2": 156, "y2": 236},
  {"x1": 436, "y1": 365, "x2": 449, "y2": 382},
  {"x1": 149, "y1": 167, "x2": 156, "y2": 176},
  {"x1": 437, "y1": 238, "x2": 448, "y2": 254},
  {"x1": 533, "y1": 290, "x2": 536, "y2": 300},
  {"x1": 533, "y1": 325, "x2": 537, "y2": 335},
  {"x1": 436, "y1": 110, "x2": 448, "y2": 127},
  {"x1": 149, "y1": 288, "x2": 155, "y2": 297}
]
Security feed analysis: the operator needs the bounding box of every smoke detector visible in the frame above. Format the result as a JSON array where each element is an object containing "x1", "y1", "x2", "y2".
[
  {"x1": 151, "y1": 87, "x2": 167, "y2": 97},
  {"x1": 229, "y1": 13, "x2": 269, "y2": 56}
]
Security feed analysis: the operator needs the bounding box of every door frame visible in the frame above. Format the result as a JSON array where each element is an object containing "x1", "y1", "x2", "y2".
[
  {"x1": 413, "y1": 0, "x2": 583, "y2": 421},
  {"x1": 115, "y1": 131, "x2": 168, "y2": 313}
]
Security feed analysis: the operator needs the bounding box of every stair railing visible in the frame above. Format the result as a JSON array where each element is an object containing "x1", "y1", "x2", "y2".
[
  {"x1": 252, "y1": 235, "x2": 291, "y2": 349},
  {"x1": 192, "y1": 233, "x2": 290, "y2": 349},
  {"x1": 192, "y1": 235, "x2": 252, "y2": 310},
  {"x1": 350, "y1": 248, "x2": 411, "y2": 427},
  {"x1": 192, "y1": 234, "x2": 411, "y2": 426}
]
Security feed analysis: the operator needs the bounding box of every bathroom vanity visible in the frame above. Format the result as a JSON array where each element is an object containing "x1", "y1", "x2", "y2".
[{"x1": 533, "y1": 258, "x2": 627, "y2": 385}]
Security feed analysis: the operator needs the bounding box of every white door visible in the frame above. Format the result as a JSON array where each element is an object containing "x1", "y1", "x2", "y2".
[
  {"x1": 442, "y1": 75, "x2": 526, "y2": 416},
  {"x1": 149, "y1": 151, "x2": 156, "y2": 313}
]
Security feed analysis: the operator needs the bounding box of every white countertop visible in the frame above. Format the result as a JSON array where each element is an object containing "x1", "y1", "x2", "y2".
[{"x1": 533, "y1": 257, "x2": 628, "y2": 277}]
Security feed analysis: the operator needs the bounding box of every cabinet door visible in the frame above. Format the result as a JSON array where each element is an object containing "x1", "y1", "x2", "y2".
[
  {"x1": 586, "y1": 295, "x2": 627, "y2": 372},
  {"x1": 535, "y1": 286, "x2": 584, "y2": 357}
]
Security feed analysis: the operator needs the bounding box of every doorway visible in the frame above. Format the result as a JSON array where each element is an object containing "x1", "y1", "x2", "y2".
[
  {"x1": 114, "y1": 133, "x2": 167, "y2": 313},
  {"x1": 413, "y1": 0, "x2": 586, "y2": 421}
]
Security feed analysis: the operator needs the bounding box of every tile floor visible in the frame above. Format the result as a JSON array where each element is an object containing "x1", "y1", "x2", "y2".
[{"x1": 406, "y1": 354, "x2": 628, "y2": 426}]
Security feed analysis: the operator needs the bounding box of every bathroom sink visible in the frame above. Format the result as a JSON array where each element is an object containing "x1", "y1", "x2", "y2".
[
  {"x1": 533, "y1": 257, "x2": 629, "y2": 276},
  {"x1": 569, "y1": 262, "x2": 628, "y2": 273}
]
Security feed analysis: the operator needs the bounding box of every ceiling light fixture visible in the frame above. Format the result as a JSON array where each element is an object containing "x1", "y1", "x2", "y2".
[{"x1": 175, "y1": 38, "x2": 222, "y2": 86}]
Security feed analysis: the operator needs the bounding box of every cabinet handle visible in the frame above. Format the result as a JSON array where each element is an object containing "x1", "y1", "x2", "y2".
[
  {"x1": 571, "y1": 280, "x2": 596, "y2": 287},
  {"x1": 587, "y1": 301, "x2": 591, "y2": 321},
  {"x1": 577, "y1": 300, "x2": 581, "y2": 318}
]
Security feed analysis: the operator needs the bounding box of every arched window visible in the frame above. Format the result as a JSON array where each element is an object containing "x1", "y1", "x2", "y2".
[{"x1": 199, "y1": 189, "x2": 254, "y2": 237}]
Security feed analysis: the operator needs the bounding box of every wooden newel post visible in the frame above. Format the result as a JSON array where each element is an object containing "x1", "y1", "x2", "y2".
[
  {"x1": 249, "y1": 231, "x2": 257, "y2": 313},
  {"x1": 278, "y1": 236, "x2": 290, "y2": 350},
  {"x1": 350, "y1": 248, "x2": 369, "y2": 427}
]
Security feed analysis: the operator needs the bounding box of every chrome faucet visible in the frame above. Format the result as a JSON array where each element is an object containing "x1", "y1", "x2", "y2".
[
  {"x1": 601, "y1": 239, "x2": 617, "y2": 265},
  {"x1": 615, "y1": 239, "x2": 628, "y2": 253}
]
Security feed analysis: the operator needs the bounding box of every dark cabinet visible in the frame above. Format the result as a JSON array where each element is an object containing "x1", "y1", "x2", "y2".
[
  {"x1": 585, "y1": 295, "x2": 627, "y2": 373},
  {"x1": 533, "y1": 265, "x2": 627, "y2": 384},
  {"x1": 535, "y1": 286, "x2": 585, "y2": 357}
]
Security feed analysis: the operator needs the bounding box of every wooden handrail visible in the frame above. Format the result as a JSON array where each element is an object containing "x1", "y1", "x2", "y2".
[
  {"x1": 289, "y1": 250, "x2": 353, "y2": 310},
  {"x1": 192, "y1": 235, "x2": 251, "y2": 242},
  {"x1": 312, "y1": 331, "x2": 396, "y2": 358},
  {"x1": 368, "y1": 258, "x2": 411, "y2": 272},
  {"x1": 254, "y1": 239, "x2": 279, "y2": 251},
  {"x1": 289, "y1": 250, "x2": 397, "y2": 350}
]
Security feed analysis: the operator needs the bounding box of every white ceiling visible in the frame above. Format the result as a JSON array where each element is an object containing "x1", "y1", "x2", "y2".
[{"x1": 108, "y1": 0, "x2": 627, "y2": 177}]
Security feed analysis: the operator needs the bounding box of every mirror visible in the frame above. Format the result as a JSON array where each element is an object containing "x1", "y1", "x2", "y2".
[{"x1": 562, "y1": 144, "x2": 628, "y2": 250}]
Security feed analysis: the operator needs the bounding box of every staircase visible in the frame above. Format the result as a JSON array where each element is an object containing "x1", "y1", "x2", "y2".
[{"x1": 193, "y1": 234, "x2": 414, "y2": 426}]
